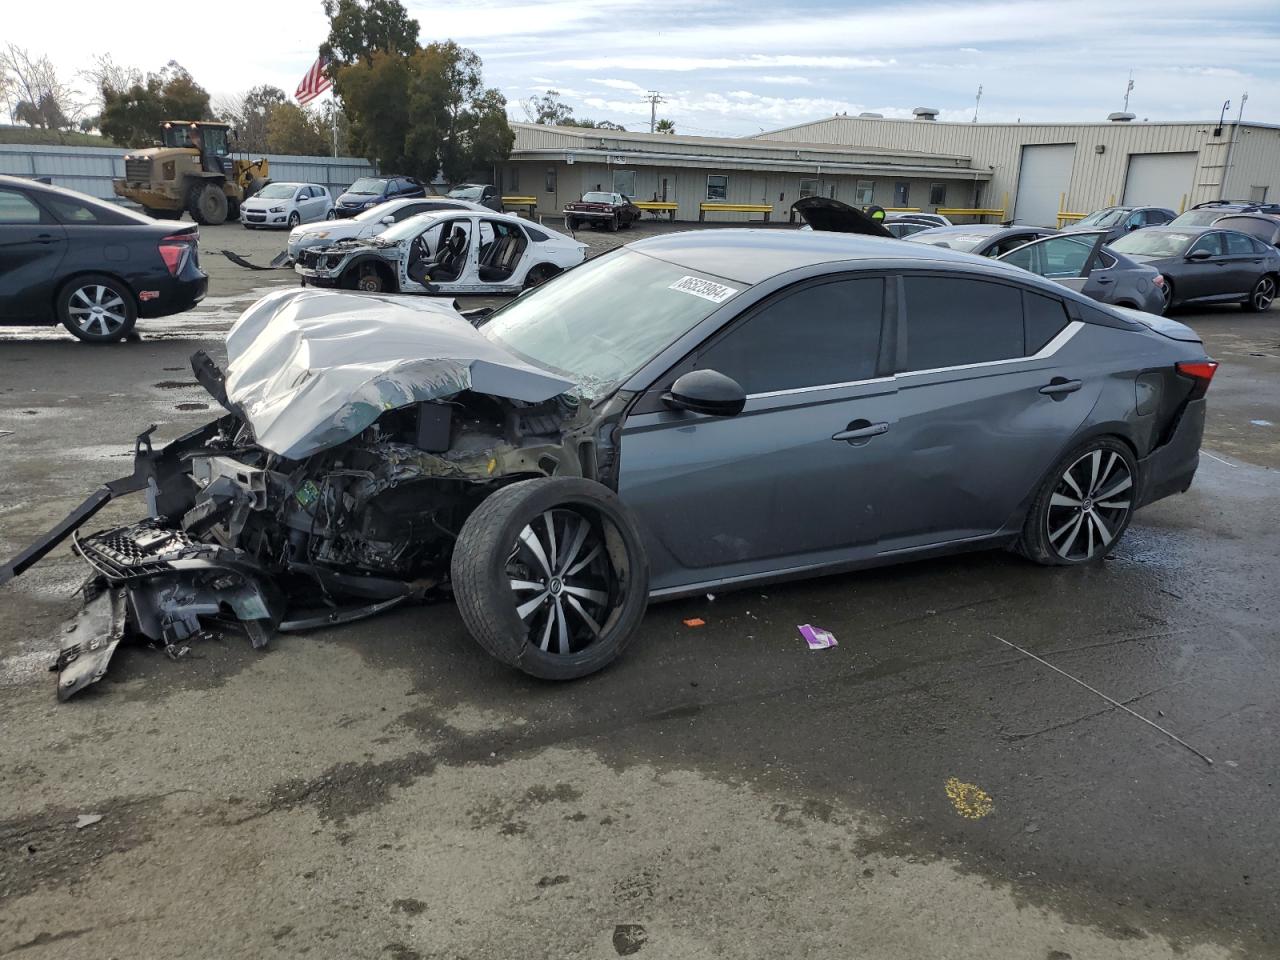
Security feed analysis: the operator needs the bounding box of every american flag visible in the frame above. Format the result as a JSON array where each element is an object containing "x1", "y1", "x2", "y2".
[{"x1": 296, "y1": 55, "x2": 332, "y2": 105}]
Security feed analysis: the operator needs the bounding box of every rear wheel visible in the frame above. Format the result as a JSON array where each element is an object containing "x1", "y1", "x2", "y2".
[
  {"x1": 1243, "y1": 275, "x2": 1276, "y2": 312},
  {"x1": 451, "y1": 478, "x2": 649, "y2": 680},
  {"x1": 56, "y1": 275, "x2": 137, "y2": 342},
  {"x1": 1018, "y1": 437, "x2": 1137, "y2": 566},
  {"x1": 187, "y1": 181, "x2": 228, "y2": 225},
  {"x1": 522, "y1": 263, "x2": 560, "y2": 290},
  {"x1": 325, "y1": 208, "x2": 337, "y2": 220}
]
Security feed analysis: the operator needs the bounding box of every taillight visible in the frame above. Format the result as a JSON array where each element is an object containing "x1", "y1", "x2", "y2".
[
  {"x1": 158, "y1": 234, "x2": 192, "y2": 276},
  {"x1": 1176, "y1": 360, "x2": 1218, "y2": 400}
]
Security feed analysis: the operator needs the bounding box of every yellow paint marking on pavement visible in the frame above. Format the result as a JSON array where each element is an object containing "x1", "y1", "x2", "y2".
[{"x1": 945, "y1": 777, "x2": 994, "y2": 819}]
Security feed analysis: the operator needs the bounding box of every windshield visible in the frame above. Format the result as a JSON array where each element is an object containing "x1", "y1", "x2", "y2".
[
  {"x1": 481, "y1": 250, "x2": 745, "y2": 399},
  {"x1": 1075, "y1": 207, "x2": 1128, "y2": 227},
  {"x1": 449, "y1": 185, "x2": 483, "y2": 199},
  {"x1": 1110, "y1": 231, "x2": 1194, "y2": 257},
  {"x1": 1168, "y1": 210, "x2": 1224, "y2": 227},
  {"x1": 348, "y1": 178, "x2": 387, "y2": 195},
  {"x1": 257, "y1": 183, "x2": 298, "y2": 199},
  {"x1": 582, "y1": 192, "x2": 615, "y2": 203}
]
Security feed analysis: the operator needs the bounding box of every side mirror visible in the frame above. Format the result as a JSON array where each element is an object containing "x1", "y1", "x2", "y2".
[
  {"x1": 1187, "y1": 248, "x2": 1213, "y2": 261},
  {"x1": 663, "y1": 369, "x2": 746, "y2": 417},
  {"x1": 1127, "y1": 222, "x2": 1140, "y2": 231},
  {"x1": 381, "y1": 215, "x2": 395, "y2": 224}
]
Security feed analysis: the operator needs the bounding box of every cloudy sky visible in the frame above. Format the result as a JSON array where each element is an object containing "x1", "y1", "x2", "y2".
[{"x1": 9, "y1": 0, "x2": 1278, "y2": 136}]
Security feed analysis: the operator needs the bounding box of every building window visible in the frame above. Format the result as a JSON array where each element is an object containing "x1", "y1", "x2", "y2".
[
  {"x1": 929, "y1": 182, "x2": 946, "y2": 206},
  {"x1": 545, "y1": 167, "x2": 556, "y2": 193},
  {"x1": 707, "y1": 175, "x2": 728, "y2": 201},
  {"x1": 613, "y1": 170, "x2": 636, "y2": 198},
  {"x1": 505, "y1": 167, "x2": 519, "y2": 192},
  {"x1": 799, "y1": 178, "x2": 818, "y2": 198},
  {"x1": 894, "y1": 182, "x2": 910, "y2": 207},
  {"x1": 855, "y1": 180, "x2": 874, "y2": 205},
  {"x1": 1251, "y1": 185, "x2": 1269, "y2": 203}
]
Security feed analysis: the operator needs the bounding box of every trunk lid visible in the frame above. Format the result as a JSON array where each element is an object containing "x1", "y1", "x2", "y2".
[{"x1": 1111, "y1": 305, "x2": 1202, "y2": 342}]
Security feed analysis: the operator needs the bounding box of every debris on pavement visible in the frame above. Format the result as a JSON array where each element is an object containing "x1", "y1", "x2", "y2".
[
  {"x1": 74, "y1": 814, "x2": 103, "y2": 829},
  {"x1": 798, "y1": 624, "x2": 837, "y2": 650},
  {"x1": 220, "y1": 250, "x2": 293, "y2": 270},
  {"x1": 991, "y1": 633, "x2": 1214, "y2": 765},
  {"x1": 683, "y1": 618, "x2": 705, "y2": 628},
  {"x1": 945, "y1": 777, "x2": 994, "y2": 820}
]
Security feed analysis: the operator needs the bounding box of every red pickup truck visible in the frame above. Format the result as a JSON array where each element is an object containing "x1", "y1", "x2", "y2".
[{"x1": 564, "y1": 191, "x2": 642, "y2": 231}]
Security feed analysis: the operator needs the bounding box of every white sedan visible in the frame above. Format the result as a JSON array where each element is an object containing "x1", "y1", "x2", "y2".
[
  {"x1": 241, "y1": 182, "x2": 334, "y2": 229},
  {"x1": 286, "y1": 196, "x2": 493, "y2": 260},
  {"x1": 294, "y1": 209, "x2": 587, "y2": 294}
]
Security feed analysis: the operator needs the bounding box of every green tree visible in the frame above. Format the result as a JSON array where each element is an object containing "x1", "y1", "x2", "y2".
[
  {"x1": 265, "y1": 102, "x2": 331, "y2": 155},
  {"x1": 99, "y1": 61, "x2": 212, "y2": 147},
  {"x1": 524, "y1": 89, "x2": 574, "y2": 125},
  {"x1": 336, "y1": 41, "x2": 512, "y2": 181},
  {"x1": 655, "y1": 118, "x2": 675, "y2": 134},
  {"x1": 218, "y1": 84, "x2": 287, "y2": 152},
  {"x1": 322, "y1": 0, "x2": 419, "y2": 64}
]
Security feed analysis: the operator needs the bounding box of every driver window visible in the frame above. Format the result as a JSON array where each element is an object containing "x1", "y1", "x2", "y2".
[
  {"x1": 1189, "y1": 233, "x2": 1224, "y2": 256},
  {"x1": 697, "y1": 277, "x2": 884, "y2": 394}
]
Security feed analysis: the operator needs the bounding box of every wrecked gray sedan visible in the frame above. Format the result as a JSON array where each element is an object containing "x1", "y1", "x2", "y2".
[{"x1": 2, "y1": 230, "x2": 1217, "y2": 699}]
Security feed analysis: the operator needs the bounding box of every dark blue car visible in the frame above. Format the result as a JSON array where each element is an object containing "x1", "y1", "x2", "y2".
[{"x1": 334, "y1": 175, "x2": 426, "y2": 218}]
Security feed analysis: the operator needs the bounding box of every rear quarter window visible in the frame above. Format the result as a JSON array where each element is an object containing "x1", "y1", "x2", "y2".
[{"x1": 1024, "y1": 292, "x2": 1070, "y2": 353}]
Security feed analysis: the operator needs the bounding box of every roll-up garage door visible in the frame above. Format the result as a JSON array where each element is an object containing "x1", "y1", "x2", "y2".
[
  {"x1": 1013, "y1": 144, "x2": 1076, "y2": 227},
  {"x1": 1122, "y1": 153, "x2": 1197, "y2": 210}
]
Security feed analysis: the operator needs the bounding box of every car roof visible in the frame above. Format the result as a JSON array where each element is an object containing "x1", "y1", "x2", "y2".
[
  {"x1": 907, "y1": 224, "x2": 1007, "y2": 236},
  {"x1": 625, "y1": 228, "x2": 1034, "y2": 285},
  {"x1": 0, "y1": 174, "x2": 152, "y2": 220}
]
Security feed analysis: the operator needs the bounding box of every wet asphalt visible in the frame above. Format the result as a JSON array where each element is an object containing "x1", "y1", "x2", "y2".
[{"x1": 0, "y1": 220, "x2": 1277, "y2": 959}]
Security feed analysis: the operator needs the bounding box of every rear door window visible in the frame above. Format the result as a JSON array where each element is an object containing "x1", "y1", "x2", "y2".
[
  {"x1": 902, "y1": 275, "x2": 1024, "y2": 370},
  {"x1": 1225, "y1": 232, "x2": 1256, "y2": 256},
  {"x1": 698, "y1": 277, "x2": 885, "y2": 394}
]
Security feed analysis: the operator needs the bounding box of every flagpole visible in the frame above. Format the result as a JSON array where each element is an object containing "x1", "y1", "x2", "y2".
[{"x1": 332, "y1": 94, "x2": 338, "y2": 158}]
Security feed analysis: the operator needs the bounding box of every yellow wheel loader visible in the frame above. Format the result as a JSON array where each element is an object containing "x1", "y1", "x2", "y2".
[{"x1": 113, "y1": 121, "x2": 269, "y2": 225}]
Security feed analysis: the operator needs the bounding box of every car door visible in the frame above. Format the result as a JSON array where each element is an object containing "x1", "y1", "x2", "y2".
[
  {"x1": 1222, "y1": 230, "x2": 1265, "y2": 294},
  {"x1": 617, "y1": 275, "x2": 897, "y2": 591},
  {"x1": 302, "y1": 186, "x2": 325, "y2": 221},
  {"x1": 997, "y1": 232, "x2": 1110, "y2": 297},
  {"x1": 876, "y1": 273, "x2": 1102, "y2": 550},
  {"x1": 0, "y1": 185, "x2": 68, "y2": 321},
  {"x1": 1179, "y1": 232, "x2": 1230, "y2": 302}
]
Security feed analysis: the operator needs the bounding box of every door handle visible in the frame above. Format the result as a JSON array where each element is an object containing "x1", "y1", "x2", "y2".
[
  {"x1": 32, "y1": 234, "x2": 61, "y2": 244},
  {"x1": 1094, "y1": 275, "x2": 1113, "y2": 284},
  {"x1": 832, "y1": 420, "x2": 889, "y2": 442},
  {"x1": 1039, "y1": 377, "x2": 1082, "y2": 398}
]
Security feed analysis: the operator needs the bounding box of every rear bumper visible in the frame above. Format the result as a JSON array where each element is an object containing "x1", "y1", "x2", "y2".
[
  {"x1": 136, "y1": 269, "x2": 207, "y2": 319},
  {"x1": 1137, "y1": 398, "x2": 1206, "y2": 508}
]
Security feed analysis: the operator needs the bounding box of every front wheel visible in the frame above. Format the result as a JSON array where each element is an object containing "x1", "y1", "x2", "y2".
[
  {"x1": 1018, "y1": 437, "x2": 1137, "y2": 566},
  {"x1": 187, "y1": 181, "x2": 228, "y2": 225},
  {"x1": 451, "y1": 478, "x2": 650, "y2": 680},
  {"x1": 1243, "y1": 275, "x2": 1276, "y2": 312},
  {"x1": 566, "y1": 217, "x2": 578, "y2": 230},
  {"x1": 288, "y1": 211, "x2": 301, "y2": 228},
  {"x1": 56, "y1": 275, "x2": 137, "y2": 342}
]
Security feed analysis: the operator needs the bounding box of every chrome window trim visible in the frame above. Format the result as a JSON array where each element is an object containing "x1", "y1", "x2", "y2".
[
  {"x1": 896, "y1": 319, "x2": 1083, "y2": 378},
  {"x1": 740, "y1": 320, "x2": 1083, "y2": 400}
]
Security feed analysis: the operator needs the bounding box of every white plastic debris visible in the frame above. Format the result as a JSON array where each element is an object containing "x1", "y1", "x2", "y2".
[{"x1": 75, "y1": 814, "x2": 103, "y2": 829}]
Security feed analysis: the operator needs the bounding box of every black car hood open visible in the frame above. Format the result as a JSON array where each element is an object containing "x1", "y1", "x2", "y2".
[
  {"x1": 221, "y1": 288, "x2": 574, "y2": 460},
  {"x1": 791, "y1": 197, "x2": 894, "y2": 238}
]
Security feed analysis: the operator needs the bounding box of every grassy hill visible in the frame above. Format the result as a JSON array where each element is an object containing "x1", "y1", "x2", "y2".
[{"x1": 0, "y1": 125, "x2": 119, "y2": 147}]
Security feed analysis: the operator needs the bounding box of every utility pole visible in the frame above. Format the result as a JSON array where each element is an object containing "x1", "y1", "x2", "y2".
[
  {"x1": 1122, "y1": 70, "x2": 1134, "y2": 112},
  {"x1": 972, "y1": 84, "x2": 983, "y2": 123},
  {"x1": 644, "y1": 91, "x2": 665, "y2": 134}
]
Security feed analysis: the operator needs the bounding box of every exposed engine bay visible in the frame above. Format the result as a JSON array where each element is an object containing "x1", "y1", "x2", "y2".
[{"x1": 1, "y1": 289, "x2": 624, "y2": 699}]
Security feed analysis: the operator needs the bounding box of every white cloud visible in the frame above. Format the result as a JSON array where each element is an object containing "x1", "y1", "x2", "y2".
[
  {"x1": 589, "y1": 78, "x2": 648, "y2": 93},
  {"x1": 759, "y1": 75, "x2": 813, "y2": 86},
  {"x1": 559, "y1": 55, "x2": 895, "y2": 71}
]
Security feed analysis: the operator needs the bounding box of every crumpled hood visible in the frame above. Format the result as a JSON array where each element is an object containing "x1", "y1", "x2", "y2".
[{"x1": 222, "y1": 288, "x2": 574, "y2": 459}]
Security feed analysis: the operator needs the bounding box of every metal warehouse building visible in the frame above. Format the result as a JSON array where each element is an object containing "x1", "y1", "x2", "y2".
[
  {"x1": 500, "y1": 122, "x2": 993, "y2": 222},
  {"x1": 502, "y1": 114, "x2": 1280, "y2": 227},
  {"x1": 754, "y1": 112, "x2": 1280, "y2": 226}
]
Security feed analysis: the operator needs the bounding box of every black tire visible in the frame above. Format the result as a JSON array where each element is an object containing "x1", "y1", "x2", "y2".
[
  {"x1": 1243, "y1": 274, "x2": 1276, "y2": 312},
  {"x1": 566, "y1": 217, "x2": 578, "y2": 230},
  {"x1": 606, "y1": 215, "x2": 619, "y2": 232},
  {"x1": 56, "y1": 274, "x2": 137, "y2": 342},
  {"x1": 325, "y1": 209, "x2": 337, "y2": 220},
  {"x1": 1018, "y1": 437, "x2": 1138, "y2": 566},
  {"x1": 522, "y1": 263, "x2": 560, "y2": 291},
  {"x1": 451, "y1": 477, "x2": 650, "y2": 680},
  {"x1": 226, "y1": 198, "x2": 240, "y2": 221},
  {"x1": 287, "y1": 211, "x2": 301, "y2": 228},
  {"x1": 187, "y1": 180, "x2": 228, "y2": 225}
]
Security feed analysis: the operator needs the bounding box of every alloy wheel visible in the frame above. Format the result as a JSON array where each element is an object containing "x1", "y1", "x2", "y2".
[
  {"x1": 1045, "y1": 449, "x2": 1134, "y2": 562},
  {"x1": 67, "y1": 284, "x2": 128, "y2": 338},
  {"x1": 1253, "y1": 277, "x2": 1275, "y2": 311},
  {"x1": 506, "y1": 508, "x2": 617, "y2": 656}
]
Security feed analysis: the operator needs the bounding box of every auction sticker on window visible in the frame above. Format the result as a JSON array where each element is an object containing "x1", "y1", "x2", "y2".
[{"x1": 668, "y1": 275, "x2": 738, "y2": 304}]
